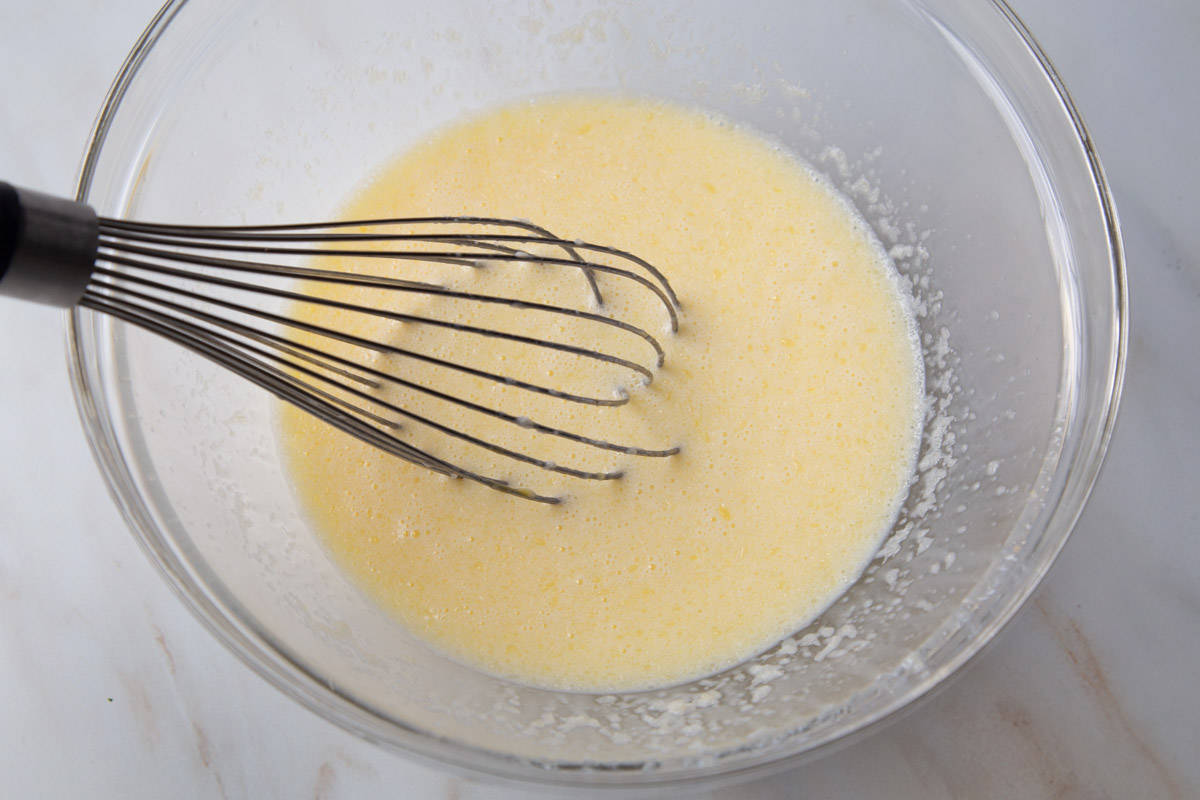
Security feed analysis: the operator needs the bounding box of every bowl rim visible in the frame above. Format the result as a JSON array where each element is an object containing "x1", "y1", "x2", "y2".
[{"x1": 66, "y1": 0, "x2": 1128, "y2": 788}]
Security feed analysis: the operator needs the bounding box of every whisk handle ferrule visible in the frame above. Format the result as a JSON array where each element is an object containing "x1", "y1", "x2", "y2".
[{"x1": 0, "y1": 182, "x2": 98, "y2": 307}]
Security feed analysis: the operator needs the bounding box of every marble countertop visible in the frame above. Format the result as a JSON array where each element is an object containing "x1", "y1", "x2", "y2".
[{"x1": 1, "y1": 1, "x2": 1196, "y2": 797}]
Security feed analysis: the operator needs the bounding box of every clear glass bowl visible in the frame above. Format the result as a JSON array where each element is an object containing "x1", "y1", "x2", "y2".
[{"x1": 68, "y1": 0, "x2": 1125, "y2": 789}]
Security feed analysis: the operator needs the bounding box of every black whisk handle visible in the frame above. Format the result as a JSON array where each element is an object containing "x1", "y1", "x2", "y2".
[{"x1": 0, "y1": 181, "x2": 98, "y2": 307}]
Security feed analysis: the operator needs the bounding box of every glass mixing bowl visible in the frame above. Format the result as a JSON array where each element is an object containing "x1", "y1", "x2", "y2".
[{"x1": 68, "y1": 0, "x2": 1125, "y2": 789}]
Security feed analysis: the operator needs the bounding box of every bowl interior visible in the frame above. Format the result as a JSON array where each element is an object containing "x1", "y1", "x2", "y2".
[{"x1": 70, "y1": 0, "x2": 1122, "y2": 786}]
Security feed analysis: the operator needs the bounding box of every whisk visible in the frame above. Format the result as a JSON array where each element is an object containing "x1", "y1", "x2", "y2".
[{"x1": 0, "y1": 182, "x2": 681, "y2": 503}]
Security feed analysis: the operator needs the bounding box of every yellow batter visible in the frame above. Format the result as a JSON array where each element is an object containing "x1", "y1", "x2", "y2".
[{"x1": 279, "y1": 96, "x2": 923, "y2": 691}]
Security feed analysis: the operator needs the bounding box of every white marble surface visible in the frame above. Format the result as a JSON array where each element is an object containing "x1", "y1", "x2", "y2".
[{"x1": 1, "y1": 1, "x2": 1196, "y2": 797}]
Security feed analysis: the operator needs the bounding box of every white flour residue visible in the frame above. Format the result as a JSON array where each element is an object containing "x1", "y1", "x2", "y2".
[{"x1": 454, "y1": 106, "x2": 1029, "y2": 764}]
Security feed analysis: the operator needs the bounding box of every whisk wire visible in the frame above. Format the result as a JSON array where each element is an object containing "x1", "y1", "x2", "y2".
[
  {"x1": 95, "y1": 237, "x2": 669, "y2": 363},
  {"x1": 99, "y1": 215, "x2": 620, "y2": 306},
  {"x1": 97, "y1": 227, "x2": 680, "y2": 332}
]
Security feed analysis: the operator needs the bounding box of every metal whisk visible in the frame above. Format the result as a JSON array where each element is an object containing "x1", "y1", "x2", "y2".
[{"x1": 0, "y1": 182, "x2": 681, "y2": 503}]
